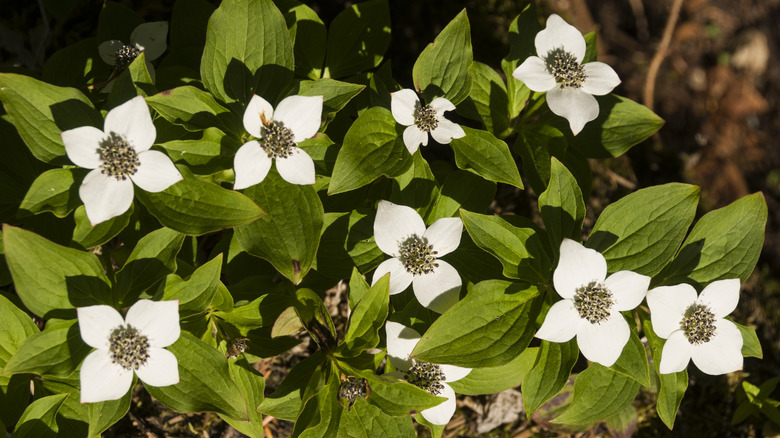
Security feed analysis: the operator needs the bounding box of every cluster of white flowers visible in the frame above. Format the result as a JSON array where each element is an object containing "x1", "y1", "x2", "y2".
[{"x1": 537, "y1": 238, "x2": 744, "y2": 375}]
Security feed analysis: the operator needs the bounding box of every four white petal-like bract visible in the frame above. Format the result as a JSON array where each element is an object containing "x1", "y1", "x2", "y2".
[
  {"x1": 646, "y1": 279, "x2": 744, "y2": 375},
  {"x1": 372, "y1": 200, "x2": 463, "y2": 313},
  {"x1": 61, "y1": 95, "x2": 183, "y2": 225},
  {"x1": 390, "y1": 89, "x2": 465, "y2": 154},
  {"x1": 77, "y1": 299, "x2": 180, "y2": 403},
  {"x1": 512, "y1": 14, "x2": 620, "y2": 135},
  {"x1": 234, "y1": 94, "x2": 323, "y2": 188},
  {"x1": 536, "y1": 238, "x2": 650, "y2": 367},
  {"x1": 385, "y1": 321, "x2": 471, "y2": 425}
]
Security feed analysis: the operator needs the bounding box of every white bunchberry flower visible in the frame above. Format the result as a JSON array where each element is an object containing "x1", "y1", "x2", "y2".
[
  {"x1": 61, "y1": 95, "x2": 183, "y2": 225},
  {"x1": 385, "y1": 321, "x2": 471, "y2": 425},
  {"x1": 372, "y1": 200, "x2": 463, "y2": 313},
  {"x1": 77, "y1": 299, "x2": 180, "y2": 403},
  {"x1": 390, "y1": 89, "x2": 465, "y2": 154},
  {"x1": 98, "y1": 22, "x2": 168, "y2": 72},
  {"x1": 512, "y1": 14, "x2": 620, "y2": 135},
  {"x1": 233, "y1": 94, "x2": 323, "y2": 188},
  {"x1": 646, "y1": 279, "x2": 744, "y2": 375},
  {"x1": 536, "y1": 238, "x2": 650, "y2": 367}
]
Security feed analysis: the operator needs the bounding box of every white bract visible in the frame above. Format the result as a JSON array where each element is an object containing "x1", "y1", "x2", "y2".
[
  {"x1": 61, "y1": 95, "x2": 183, "y2": 225},
  {"x1": 77, "y1": 299, "x2": 180, "y2": 403},
  {"x1": 385, "y1": 321, "x2": 471, "y2": 425},
  {"x1": 372, "y1": 200, "x2": 463, "y2": 313},
  {"x1": 98, "y1": 22, "x2": 168, "y2": 72},
  {"x1": 233, "y1": 94, "x2": 323, "y2": 188},
  {"x1": 646, "y1": 279, "x2": 744, "y2": 375},
  {"x1": 512, "y1": 14, "x2": 620, "y2": 135},
  {"x1": 390, "y1": 89, "x2": 465, "y2": 154},
  {"x1": 536, "y1": 238, "x2": 650, "y2": 367}
]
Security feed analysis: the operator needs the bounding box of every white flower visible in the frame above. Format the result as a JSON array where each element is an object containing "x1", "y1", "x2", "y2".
[
  {"x1": 61, "y1": 95, "x2": 183, "y2": 225},
  {"x1": 233, "y1": 94, "x2": 323, "y2": 188},
  {"x1": 98, "y1": 22, "x2": 168, "y2": 72},
  {"x1": 77, "y1": 299, "x2": 180, "y2": 403},
  {"x1": 646, "y1": 279, "x2": 744, "y2": 375},
  {"x1": 536, "y1": 238, "x2": 650, "y2": 367},
  {"x1": 385, "y1": 321, "x2": 471, "y2": 425},
  {"x1": 390, "y1": 89, "x2": 465, "y2": 154},
  {"x1": 372, "y1": 200, "x2": 463, "y2": 313},
  {"x1": 511, "y1": 14, "x2": 620, "y2": 135}
]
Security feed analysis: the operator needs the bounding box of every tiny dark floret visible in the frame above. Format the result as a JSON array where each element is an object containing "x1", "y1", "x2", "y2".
[
  {"x1": 413, "y1": 104, "x2": 439, "y2": 133},
  {"x1": 573, "y1": 281, "x2": 614, "y2": 324},
  {"x1": 98, "y1": 132, "x2": 140, "y2": 180},
  {"x1": 261, "y1": 121, "x2": 296, "y2": 159},
  {"x1": 108, "y1": 325, "x2": 150, "y2": 371},
  {"x1": 681, "y1": 303, "x2": 716, "y2": 345},
  {"x1": 405, "y1": 362, "x2": 445, "y2": 396},
  {"x1": 114, "y1": 44, "x2": 141, "y2": 71},
  {"x1": 398, "y1": 235, "x2": 438, "y2": 275},
  {"x1": 544, "y1": 47, "x2": 587, "y2": 89}
]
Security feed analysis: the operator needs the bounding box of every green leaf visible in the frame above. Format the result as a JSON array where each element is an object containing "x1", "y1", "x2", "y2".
[
  {"x1": 347, "y1": 267, "x2": 371, "y2": 311},
  {"x1": 324, "y1": 0, "x2": 391, "y2": 79},
  {"x1": 642, "y1": 314, "x2": 687, "y2": 429},
  {"x1": 553, "y1": 364, "x2": 640, "y2": 425},
  {"x1": 259, "y1": 352, "x2": 326, "y2": 420},
  {"x1": 71, "y1": 204, "x2": 133, "y2": 250},
  {"x1": 337, "y1": 397, "x2": 415, "y2": 437},
  {"x1": 0, "y1": 294, "x2": 39, "y2": 368},
  {"x1": 315, "y1": 210, "x2": 383, "y2": 280},
  {"x1": 448, "y1": 347, "x2": 537, "y2": 395},
  {"x1": 137, "y1": 167, "x2": 264, "y2": 235},
  {"x1": 501, "y1": 4, "x2": 541, "y2": 119},
  {"x1": 361, "y1": 372, "x2": 443, "y2": 417},
  {"x1": 586, "y1": 183, "x2": 700, "y2": 277},
  {"x1": 146, "y1": 332, "x2": 248, "y2": 420},
  {"x1": 235, "y1": 171, "x2": 324, "y2": 284},
  {"x1": 449, "y1": 127, "x2": 523, "y2": 188},
  {"x1": 160, "y1": 254, "x2": 222, "y2": 317},
  {"x1": 299, "y1": 133, "x2": 337, "y2": 176},
  {"x1": 566, "y1": 94, "x2": 664, "y2": 158},
  {"x1": 611, "y1": 329, "x2": 651, "y2": 387},
  {"x1": 458, "y1": 61, "x2": 510, "y2": 137},
  {"x1": 412, "y1": 280, "x2": 540, "y2": 368},
  {"x1": 390, "y1": 150, "x2": 438, "y2": 217},
  {"x1": 2, "y1": 225, "x2": 111, "y2": 318},
  {"x1": 735, "y1": 321, "x2": 762, "y2": 359},
  {"x1": 340, "y1": 275, "x2": 389, "y2": 357},
  {"x1": 293, "y1": 372, "x2": 341, "y2": 438},
  {"x1": 170, "y1": 0, "x2": 214, "y2": 53},
  {"x1": 412, "y1": 9, "x2": 472, "y2": 105},
  {"x1": 276, "y1": 0, "x2": 326, "y2": 79},
  {"x1": 3, "y1": 319, "x2": 89, "y2": 378},
  {"x1": 329, "y1": 107, "x2": 411, "y2": 195},
  {"x1": 655, "y1": 192, "x2": 767, "y2": 286},
  {"x1": 146, "y1": 86, "x2": 233, "y2": 132},
  {"x1": 426, "y1": 170, "x2": 496, "y2": 223},
  {"x1": 18, "y1": 168, "x2": 82, "y2": 218},
  {"x1": 460, "y1": 211, "x2": 551, "y2": 283},
  {"x1": 296, "y1": 78, "x2": 366, "y2": 116},
  {"x1": 96, "y1": 1, "x2": 143, "y2": 43},
  {"x1": 538, "y1": 158, "x2": 586, "y2": 245},
  {"x1": 0, "y1": 73, "x2": 101, "y2": 163},
  {"x1": 514, "y1": 120, "x2": 568, "y2": 193},
  {"x1": 521, "y1": 340, "x2": 579, "y2": 415},
  {"x1": 159, "y1": 127, "x2": 240, "y2": 171},
  {"x1": 201, "y1": 0, "x2": 293, "y2": 104},
  {"x1": 114, "y1": 227, "x2": 185, "y2": 302},
  {"x1": 106, "y1": 53, "x2": 155, "y2": 109},
  {"x1": 220, "y1": 358, "x2": 266, "y2": 438},
  {"x1": 12, "y1": 393, "x2": 68, "y2": 438},
  {"x1": 42, "y1": 38, "x2": 112, "y2": 89}
]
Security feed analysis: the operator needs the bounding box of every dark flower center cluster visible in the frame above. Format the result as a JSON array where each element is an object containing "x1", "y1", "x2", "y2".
[
  {"x1": 413, "y1": 104, "x2": 439, "y2": 132},
  {"x1": 398, "y1": 235, "x2": 438, "y2": 276},
  {"x1": 114, "y1": 44, "x2": 141, "y2": 71},
  {"x1": 681, "y1": 303, "x2": 716, "y2": 345},
  {"x1": 573, "y1": 281, "x2": 614, "y2": 324},
  {"x1": 405, "y1": 362, "x2": 445, "y2": 396},
  {"x1": 261, "y1": 121, "x2": 296, "y2": 159},
  {"x1": 338, "y1": 376, "x2": 368, "y2": 408},
  {"x1": 108, "y1": 325, "x2": 150, "y2": 371},
  {"x1": 98, "y1": 132, "x2": 140, "y2": 180},
  {"x1": 545, "y1": 47, "x2": 587, "y2": 89}
]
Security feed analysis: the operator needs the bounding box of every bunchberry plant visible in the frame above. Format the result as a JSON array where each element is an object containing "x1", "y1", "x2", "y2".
[{"x1": 0, "y1": 0, "x2": 766, "y2": 436}]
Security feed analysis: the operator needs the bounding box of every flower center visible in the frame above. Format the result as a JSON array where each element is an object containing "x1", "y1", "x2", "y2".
[
  {"x1": 413, "y1": 104, "x2": 438, "y2": 133},
  {"x1": 544, "y1": 48, "x2": 587, "y2": 89},
  {"x1": 114, "y1": 44, "x2": 141, "y2": 71},
  {"x1": 405, "y1": 362, "x2": 445, "y2": 396},
  {"x1": 397, "y1": 235, "x2": 438, "y2": 276},
  {"x1": 338, "y1": 377, "x2": 368, "y2": 407},
  {"x1": 108, "y1": 325, "x2": 150, "y2": 371},
  {"x1": 680, "y1": 303, "x2": 716, "y2": 345},
  {"x1": 98, "y1": 132, "x2": 140, "y2": 180},
  {"x1": 573, "y1": 281, "x2": 614, "y2": 324},
  {"x1": 261, "y1": 121, "x2": 296, "y2": 159}
]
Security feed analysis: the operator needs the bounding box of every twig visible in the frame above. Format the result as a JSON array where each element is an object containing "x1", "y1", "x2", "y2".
[{"x1": 643, "y1": 0, "x2": 685, "y2": 111}]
